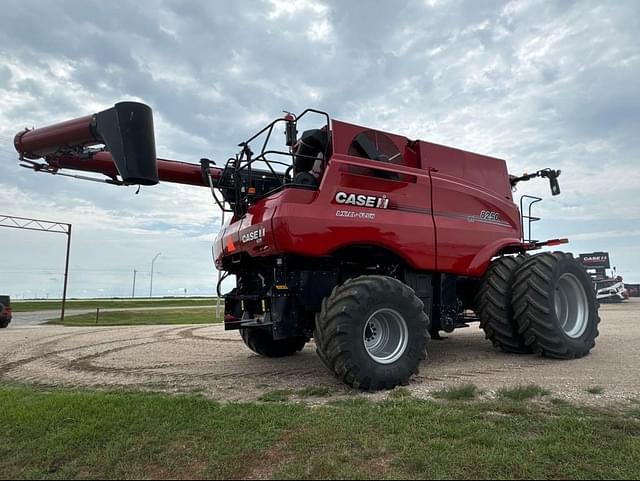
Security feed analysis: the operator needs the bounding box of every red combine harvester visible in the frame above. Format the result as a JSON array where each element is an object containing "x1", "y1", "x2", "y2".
[{"x1": 14, "y1": 102, "x2": 600, "y2": 390}]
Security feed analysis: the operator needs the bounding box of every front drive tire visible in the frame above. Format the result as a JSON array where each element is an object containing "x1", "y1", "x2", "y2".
[
  {"x1": 314, "y1": 275, "x2": 429, "y2": 391},
  {"x1": 512, "y1": 252, "x2": 600, "y2": 359},
  {"x1": 240, "y1": 328, "x2": 307, "y2": 358}
]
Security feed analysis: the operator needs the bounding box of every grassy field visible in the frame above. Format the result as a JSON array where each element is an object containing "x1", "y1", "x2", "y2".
[
  {"x1": 1, "y1": 384, "x2": 639, "y2": 479},
  {"x1": 50, "y1": 308, "x2": 222, "y2": 326},
  {"x1": 11, "y1": 298, "x2": 220, "y2": 313}
]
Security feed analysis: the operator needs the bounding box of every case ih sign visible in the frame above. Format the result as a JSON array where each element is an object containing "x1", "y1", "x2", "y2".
[{"x1": 579, "y1": 252, "x2": 611, "y2": 270}]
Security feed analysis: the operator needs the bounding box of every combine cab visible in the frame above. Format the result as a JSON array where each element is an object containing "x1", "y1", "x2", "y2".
[{"x1": 13, "y1": 102, "x2": 601, "y2": 390}]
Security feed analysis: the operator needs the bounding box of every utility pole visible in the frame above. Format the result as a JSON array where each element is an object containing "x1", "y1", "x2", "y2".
[
  {"x1": 132, "y1": 269, "x2": 137, "y2": 298},
  {"x1": 61, "y1": 224, "x2": 72, "y2": 322},
  {"x1": 150, "y1": 252, "x2": 161, "y2": 298}
]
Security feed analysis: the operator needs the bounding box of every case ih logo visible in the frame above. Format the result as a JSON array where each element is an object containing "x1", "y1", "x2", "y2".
[
  {"x1": 335, "y1": 192, "x2": 390, "y2": 209},
  {"x1": 241, "y1": 227, "x2": 266, "y2": 243},
  {"x1": 579, "y1": 252, "x2": 610, "y2": 269}
]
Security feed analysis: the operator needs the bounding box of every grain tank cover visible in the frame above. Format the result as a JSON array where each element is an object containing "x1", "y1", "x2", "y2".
[{"x1": 418, "y1": 141, "x2": 512, "y2": 199}]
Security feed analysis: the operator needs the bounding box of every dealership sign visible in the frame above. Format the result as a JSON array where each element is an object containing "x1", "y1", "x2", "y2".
[{"x1": 579, "y1": 252, "x2": 611, "y2": 269}]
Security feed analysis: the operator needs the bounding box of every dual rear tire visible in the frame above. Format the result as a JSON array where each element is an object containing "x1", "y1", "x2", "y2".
[
  {"x1": 476, "y1": 255, "x2": 530, "y2": 353},
  {"x1": 511, "y1": 252, "x2": 600, "y2": 358},
  {"x1": 478, "y1": 252, "x2": 599, "y2": 359}
]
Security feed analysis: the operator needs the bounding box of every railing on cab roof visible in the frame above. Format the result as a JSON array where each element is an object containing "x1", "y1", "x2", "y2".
[{"x1": 204, "y1": 109, "x2": 331, "y2": 216}]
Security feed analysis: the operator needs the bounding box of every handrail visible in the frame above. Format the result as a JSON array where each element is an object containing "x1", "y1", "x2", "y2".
[
  {"x1": 520, "y1": 195, "x2": 543, "y2": 243},
  {"x1": 220, "y1": 109, "x2": 331, "y2": 216}
]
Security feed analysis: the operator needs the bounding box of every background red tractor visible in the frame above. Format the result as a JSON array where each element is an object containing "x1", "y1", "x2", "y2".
[
  {"x1": 13, "y1": 102, "x2": 600, "y2": 390},
  {"x1": 0, "y1": 296, "x2": 12, "y2": 329}
]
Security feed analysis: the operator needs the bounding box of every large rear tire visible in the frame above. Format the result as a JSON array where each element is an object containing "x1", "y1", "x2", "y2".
[
  {"x1": 240, "y1": 328, "x2": 306, "y2": 358},
  {"x1": 314, "y1": 275, "x2": 429, "y2": 391},
  {"x1": 476, "y1": 255, "x2": 531, "y2": 353},
  {"x1": 512, "y1": 252, "x2": 600, "y2": 359}
]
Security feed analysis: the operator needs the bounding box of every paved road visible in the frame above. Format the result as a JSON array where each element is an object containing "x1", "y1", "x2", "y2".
[
  {"x1": 0, "y1": 300, "x2": 638, "y2": 404},
  {"x1": 8, "y1": 305, "x2": 218, "y2": 327}
]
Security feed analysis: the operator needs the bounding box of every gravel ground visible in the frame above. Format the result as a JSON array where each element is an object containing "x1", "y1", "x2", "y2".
[{"x1": 0, "y1": 299, "x2": 638, "y2": 404}]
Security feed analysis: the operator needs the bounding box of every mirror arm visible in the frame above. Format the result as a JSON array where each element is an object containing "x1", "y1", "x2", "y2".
[{"x1": 511, "y1": 168, "x2": 561, "y2": 196}]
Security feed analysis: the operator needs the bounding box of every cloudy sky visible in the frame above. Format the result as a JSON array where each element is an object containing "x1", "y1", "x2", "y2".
[{"x1": 0, "y1": 0, "x2": 638, "y2": 299}]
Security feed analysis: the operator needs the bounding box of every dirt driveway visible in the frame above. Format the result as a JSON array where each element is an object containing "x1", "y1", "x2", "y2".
[{"x1": 1, "y1": 300, "x2": 638, "y2": 403}]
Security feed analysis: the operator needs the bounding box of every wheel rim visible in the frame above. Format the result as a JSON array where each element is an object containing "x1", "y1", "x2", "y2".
[
  {"x1": 554, "y1": 273, "x2": 589, "y2": 338},
  {"x1": 363, "y1": 308, "x2": 409, "y2": 364}
]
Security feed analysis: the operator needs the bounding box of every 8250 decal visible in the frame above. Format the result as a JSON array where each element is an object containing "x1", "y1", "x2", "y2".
[{"x1": 479, "y1": 210, "x2": 500, "y2": 221}]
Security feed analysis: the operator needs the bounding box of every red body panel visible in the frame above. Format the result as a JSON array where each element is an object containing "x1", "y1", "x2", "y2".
[
  {"x1": 418, "y1": 142, "x2": 522, "y2": 276},
  {"x1": 215, "y1": 120, "x2": 522, "y2": 278}
]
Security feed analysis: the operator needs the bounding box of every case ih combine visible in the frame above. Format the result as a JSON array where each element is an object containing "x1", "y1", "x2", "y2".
[{"x1": 13, "y1": 102, "x2": 600, "y2": 390}]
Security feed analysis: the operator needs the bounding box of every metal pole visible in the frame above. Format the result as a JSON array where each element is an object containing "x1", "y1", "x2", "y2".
[
  {"x1": 216, "y1": 210, "x2": 226, "y2": 320},
  {"x1": 132, "y1": 269, "x2": 137, "y2": 298},
  {"x1": 150, "y1": 252, "x2": 161, "y2": 298},
  {"x1": 61, "y1": 224, "x2": 72, "y2": 323},
  {"x1": 0, "y1": 216, "x2": 73, "y2": 318}
]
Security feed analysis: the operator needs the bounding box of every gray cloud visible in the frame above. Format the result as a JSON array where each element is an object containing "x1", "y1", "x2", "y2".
[{"x1": 1, "y1": 0, "x2": 639, "y2": 298}]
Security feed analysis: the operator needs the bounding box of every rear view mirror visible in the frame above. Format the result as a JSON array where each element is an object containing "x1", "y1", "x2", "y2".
[{"x1": 549, "y1": 175, "x2": 561, "y2": 196}]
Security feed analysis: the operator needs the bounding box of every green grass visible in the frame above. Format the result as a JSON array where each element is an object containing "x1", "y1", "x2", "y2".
[
  {"x1": 1, "y1": 384, "x2": 640, "y2": 479},
  {"x1": 259, "y1": 390, "x2": 293, "y2": 403},
  {"x1": 432, "y1": 383, "x2": 479, "y2": 401},
  {"x1": 550, "y1": 397, "x2": 572, "y2": 408},
  {"x1": 50, "y1": 308, "x2": 222, "y2": 326},
  {"x1": 296, "y1": 386, "x2": 334, "y2": 398},
  {"x1": 498, "y1": 384, "x2": 551, "y2": 401},
  {"x1": 0, "y1": 385, "x2": 303, "y2": 479},
  {"x1": 586, "y1": 386, "x2": 605, "y2": 395},
  {"x1": 12, "y1": 298, "x2": 220, "y2": 313},
  {"x1": 388, "y1": 387, "x2": 412, "y2": 400}
]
